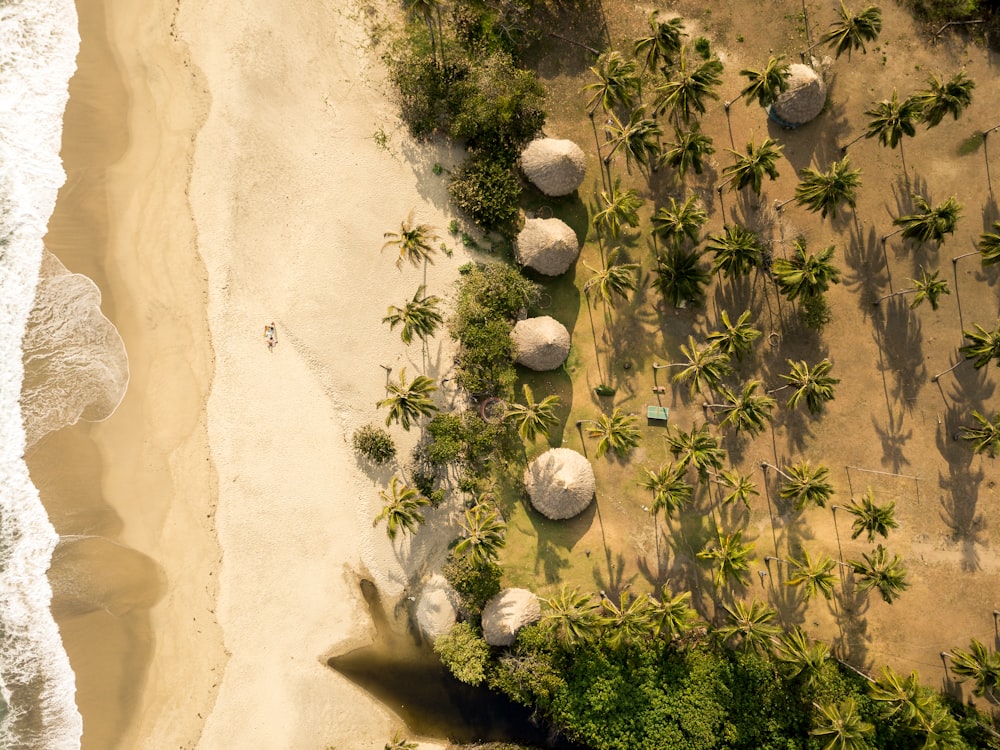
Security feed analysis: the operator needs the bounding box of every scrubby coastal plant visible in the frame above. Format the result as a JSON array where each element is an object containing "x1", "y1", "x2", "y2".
[
  {"x1": 434, "y1": 621, "x2": 491, "y2": 685},
  {"x1": 448, "y1": 156, "x2": 522, "y2": 234},
  {"x1": 352, "y1": 423, "x2": 397, "y2": 465},
  {"x1": 443, "y1": 551, "x2": 502, "y2": 614}
]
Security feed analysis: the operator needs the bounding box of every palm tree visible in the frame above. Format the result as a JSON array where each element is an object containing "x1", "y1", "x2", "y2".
[
  {"x1": 698, "y1": 530, "x2": 756, "y2": 590},
  {"x1": 649, "y1": 586, "x2": 695, "y2": 640},
  {"x1": 916, "y1": 70, "x2": 975, "y2": 128},
  {"x1": 911, "y1": 703, "x2": 964, "y2": 747},
  {"x1": 652, "y1": 246, "x2": 710, "y2": 308},
  {"x1": 583, "y1": 248, "x2": 639, "y2": 316},
  {"x1": 771, "y1": 460, "x2": 835, "y2": 510},
  {"x1": 377, "y1": 368, "x2": 438, "y2": 430},
  {"x1": 585, "y1": 408, "x2": 641, "y2": 458},
  {"x1": 454, "y1": 502, "x2": 507, "y2": 566},
  {"x1": 706, "y1": 225, "x2": 764, "y2": 279},
  {"x1": 705, "y1": 310, "x2": 762, "y2": 361},
  {"x1": 652, "y1": 195, "x2": 708, "y2": 250},
  {"x1": 850, "y1": 544, "x2": 910, "y2": 604},
  {"x1": 382, "y1": 213, "x2": 438, "y2": 271},
  {"x1": 672, "y1": 335, "x2": 733, "y2": 397},
  {"x1": 793, "y1": 157, "x2": 862, "y2": 219},
  {"x1": 505, "y1": 384, "x2": 561, "y2": 442},
  {"x1": 842, "y1": 489, "x2": 898, "y2": 541},
  {"x1": 959, "y1": 410, "x2": 1000, "y2": 457},
  {"x1": 704, "y1": 381, "x2": 775, "y2": 437},
  {"x1": 542, "y1": 587, "x2": 602, "y2": 647},
  {"x1": 811, "y1": 696, "x2": 875, "y2": 750},
  {"x1": 978, "y1": 222, "x2": 1000, "y2": 267},
  {"x1": 820, "y1": 2, "x2": 883, "y2": 59},
  {"x1": 948, "y1": 639, "x2": 1000, "y2": 701},
  {"x1": 373, "y1": 475, "x2": 431, "y2": 540},
  {"x1": 776, "y1": 627, "x2": 831, "y2": 690},
  {"x1": 721, "y1": 137, "x2": 784, "y2": 196},
  {"x1": 386, "y1": 730, "x2": 419, "y2": 750},
  {"x1": 653, "y1": 46, "x2": 724, "y2": 125},
  {"x1": 633, "y1": 12, "x2": 686, "y2": 76},
  {"x1": 404, "y1": 0, "x2": 443, "y2": 67},
  {"x1": 786, "y1": 548, "x2": 838, "y2": 601},
  {"x1": 869, "y1": 666, "x2": 936, "y2": 726},
  {"x1": 638, "y1": 462, "x2": 694, "y2": 518},
  {"x1": 772, "y1": 238, "x2": 841, "y2": 302},
  {"x1": 383, "y1": 286, "x2": 444, "y2": 345},
  {"x1": 960, "y1": 320, "x2": 1000, "y2": 369},
  {"x1": 715, "y1": 469, "x2": 759, "y2": 508},
  {"x1": 891, "y1": 194, "x2": 962, "y2": 246},
  {"x1": 603, "y1": 107, "x2": 662, "y2": 174},
  {"x1": 716, "y1": 598, "x2": 780, "y2": 654},
  {"x1": 599, "y1": 590, "x2": 653, "y2": 649},
  {"x1": 739, "y1": 55, "x2": 791, "y2": 108},
  {"x1": 665, "y1": 422, "x2": 726, "y2": 480},
  {"x1": 858, "y1": 90, "x2": 920, "y2": 174},
  {"x1": 593, "y1": 179, "x2": 643, "y2": 240},
  {"x1": 660, "y1": 125, "x2": 715, "y2": 177},
  {"x1": 873, "y1": 267, "x2": 950, "y2": 310},
  {"x1": 583, "y1": 50, "x2": 641, "y2": 115},
  {"x1": 775, "y1": 358, "x2": 840, "y2": 414}
]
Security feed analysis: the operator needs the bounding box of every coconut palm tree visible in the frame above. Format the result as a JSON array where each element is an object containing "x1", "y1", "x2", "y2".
[
  {"x1": 653, "y1": 46, "x2": 724, "y2": 125},
  {"x1": 820, "y1": 1, "x2": 882, "y2": 59},
  {"x1": 672, "y1": 335, "x2": 733, "y2": 397},
  {"x1": 377, "y1": 368, "x2": 438, "y2": 430},
  {"x1": 652, "y1": 246, "x2": 711, "y2": 307},
  {"x1": 705, "y1": 309, "x2": 762, "y2": 361},
  {"x1": 583, "y1": 248, "x2": 639, "y2": 315},
  {"x1": 706, "y1": 225, "x2": 765, "y2": 279},
  {"x1": 739, "y1": 55, "x2": 792, "y2": 108},
  {"x1": 776, "y1": 627, "x2": 831, "y2": 691},
  {"x1": 599, "y1": 590, "x2": 653, "y2": 649},
  {"x1": 721, "y1": 137, "x2": 784, "y2": 196},
  {"x1": 383, "y1": 286, "x2": 444, "y2": 345},
  {"x1": 638, "y1": 462, "x2": 694, "y2": 518},
  {"x1": 373, "y1": 475, "x2": 431, "y2": 540},
  {"x1": 775, "y1": 358, "x2": 840, "y2": 414},
  {"x1": 585, "y1": 408, "x2": 641, "y2": 458},
  {"x1": 542, "y1": 587, "x2": 602, "y2": 647},
  {"x1": 948, "y1": 639, "x2": 1000, "y2": 702},
  {"x1": 793, "y1": 157, "x2": 862, "y2": 219},
  {"x1": 698, "y1": 531, "x2": 756, "y2": 590},
  {"x1": 842, "y1": 489, "x2": 898, "y2": 541},
  {"x1": 769, "y1": 460, "x2": 835, "y2": 510},
  {"x1": 716, "y1": 598, "x2": 780, "y2": 654},
  {"x1": 715, "y1": 469, "x2": 759, "y2": 508},
  {"x1": 382, "y1": 212, "x2": 438, "y2": 270},
  {"x1": 704, "y1": 381, "x2": 776, "y2": 437},
  {"x1": 633, "y1": 12, "x2": 686, "y2": 76},
  {"x1": 652, "y1": 195, "x2": 708, "y2": 250},
  {"x1": 978, "y1": 221, "x2": 1000, "y2": 267},
  {"x1": 454, "y1": 501, "x2": 507, "y2": 566},
  {"x1": 786, "y1": 548, "x2": 838, "y2": 601},
  {"x1": 811, "y1": 696, "x2": 875, "y2": 750},
  {"x1": 916, "y1": 70, "x2": 975, "y2": 128},
  {"x1": 505, "y1": 384, "x2": 561, "y2": 442},
  {"x1": 660, "y1": 125, "x2": 715, "y2": 177},
  {"x1": 960, "y1": 320, "x2": 1000, "y2": 369},
  {"x1": 890, "y1": 194, "x2": 962, "y2": 246},
  {"x1": 911, "y1": 703, "x2": 964, "y2": 747},
  {"x1": 593, "y1": 179, "x2": 643, "y2": 240},
  {"x1": 665, "y1": 422, "x2": 726, "y2": 480},
  {"x1": 869, "y1": 666, "x2": 936, "y2": 726},
  {"x1": 404, "y1": 0, "x2": 443, "y2": 67},
  {"x1": 583, "y1": 50, "x2": 641, "y2": 115},
  {"x1": 772, "y1": 238, "x2": 841, "y2": 302},
  {"x1": 649, "y1": 586, "x2": 695, "y2": 640},
  {"x1": 850, "y1": 544, "x2": 910, "y2": 604},
  {"x1": 873, "y1": 267, "x2": 950, "y2": 310},
  {"x1": 386, "y1": 730, "x2": 419, "y2": 750},
  {"x1": 959, "y1": 410, "x2": 1000, "y2": 457},
  {"x1": 858, "y1": 90, "x2": 920, "y2": 174},
  {"x1": 603, "y1": 107, "x2": 662, "y2": 174}
]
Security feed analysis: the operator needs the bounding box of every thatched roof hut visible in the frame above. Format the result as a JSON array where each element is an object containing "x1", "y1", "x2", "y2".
[
  {"x1": 511, "y1": 316, "x2": 570, "y2": 371},
  {"x1": 524, "y1": 448, "x2": 596, "y2": 520},
  {"x1": 415, "y1": 574, "x2": 459, "y2": 642},
  {"x1": 481, "y1": 588, "x2": 541, "y2": 646},
  {"x1": 515, "y1": 218, "x2": 580, "y2": 276},
  {"x1": 520, "y1": 138, "x2": 587, "y2": 197},
  {"x1": 769, "y1": 64, "x2": 827, "y2": 128}
]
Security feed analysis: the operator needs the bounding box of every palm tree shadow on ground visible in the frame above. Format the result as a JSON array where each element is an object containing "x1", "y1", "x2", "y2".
[
  {"x1": 842, "y1": 222, "x2": 887, "y2": 315},
  {"x1": 761, "y1": 558, "x2": 808, "y2": 631},
  {"x1": 871, "y1": 409, "x2": 913, "y2": 474},
  {"x1": 873, "y1": 296, "x2": 927, "y2": 406},
  {"x1": 831, "y1": 576, "x2": 871, "y2": 666}
]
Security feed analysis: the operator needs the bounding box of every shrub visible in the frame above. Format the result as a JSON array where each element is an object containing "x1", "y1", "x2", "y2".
[
  {"x1": 351, "y1": 424, "x2": 396, "y2": 464},
  {"x1": 693, "y1": 37, "x2": 712, "y2": 59},
  {"x1": 426, "y1": 411, "x2": 508, "y2": 470},
  {"x1": 448, "y1": 156, "x2": 522, "y2": 234},
  {"x1": 443, "y1": 551, "x2": 502, "y2": 613},
  {"x1": 434, "y1": 621, "x2": 492, "y2": 685},
  {"x1": 388, "y1": 51, "x2": 472, "y2": 140}
]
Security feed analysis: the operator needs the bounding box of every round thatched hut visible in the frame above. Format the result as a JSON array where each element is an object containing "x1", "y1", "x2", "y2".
[
  {"x1": 768, "y1": 64, "x2": 827, "y2": 128},
  {"x1": 524, "y1": 448, "x2": 596, "y2": 520},
  {"x1": 511, "y1": 316, "x2": 570, "y2": 371},
  {"x1": 415, "y1": 574, "x2": 459, "y2": 642},
  {"x1": 520, "y1": 138, "x2": 587, "y2": 197},
  {"x1": 515, "y1": 218, "x2": 580, "y2": 276},
  {"x1": 481, "y1": 588, "x2": 541, "y2": 646}
]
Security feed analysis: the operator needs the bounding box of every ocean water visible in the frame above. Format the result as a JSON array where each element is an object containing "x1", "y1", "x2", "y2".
[{"x1": 0, "y1": 0, "x2": 84, "y2": 747}]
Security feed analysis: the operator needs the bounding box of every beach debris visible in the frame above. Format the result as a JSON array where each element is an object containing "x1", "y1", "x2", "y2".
[
  {"x1": 524, "y1": 448, "x2": 596, "y2": 520},
  {"x1": 515, "y1": 217, "x2": 580, "y2": 276},
  {"x1": 520, "y1": 137, "x2": 587, "y2": 196},
  {"x1": 481, "y1": 588, "x2": 541, "y2": 646},
  {"x1": 511, "y1": 315, "x2": 571, "y2": 371}
]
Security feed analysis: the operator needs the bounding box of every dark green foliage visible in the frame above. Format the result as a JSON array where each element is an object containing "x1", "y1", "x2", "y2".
[
  {"x1": 435, "y1": 621, "x2": 492, "y2": 685},
  {"x1": 351, "y1": 424, "x2": 397, "y2": 464},
  {"x1": 443, "y1": 552, "x2": 503, "y2": 613},
  {"x1": 487, "y1": 624, "x2": 564, "y2": 710},
  {"x1": 426, "y1": 411, "x2": 509, "y2": 471},
  {"x1": 693, "y1": 36, "x2": 712, "y2": 58},
  {"x1": 389, "y1": 51, "x2": 472, "y2": 141},
  {"x1": 449, "y1": 156, "x2": 523, "y2": 234}
]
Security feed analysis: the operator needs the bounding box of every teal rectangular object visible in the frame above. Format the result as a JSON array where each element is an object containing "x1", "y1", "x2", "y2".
[{"x1": 646, "y1": 405, "x2": 669, "y2": 422}]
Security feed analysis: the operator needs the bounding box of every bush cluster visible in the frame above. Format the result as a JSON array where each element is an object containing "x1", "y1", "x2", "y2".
[{"x1": 351, "y1": 423, "x2": 396, "y2": 464}]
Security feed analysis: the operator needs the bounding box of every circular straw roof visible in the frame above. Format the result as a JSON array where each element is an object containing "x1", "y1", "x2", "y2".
[
  {"x1": 520, "y1": 138, "x2": 587, "y2": 197},
  {"x1": 515, "y1": 218, "x2": 580, "y2": 276},
  {"x1": 481, "y1": 588, "x2": 541, "y2": 646},
  {"x1": 512, "y1": 316, "x2": 571, "y2": 371},
  {"x1": 770, "y1": 64, "x2": 827, "y2": 127},
  {"x1": 524, "y1": 448, "x2": 596, "y2": 520}
]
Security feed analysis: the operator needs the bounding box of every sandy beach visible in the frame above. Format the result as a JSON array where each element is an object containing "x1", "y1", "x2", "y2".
[{"x1": 35, "y1": 0, "x2": 467, "y2": 747}]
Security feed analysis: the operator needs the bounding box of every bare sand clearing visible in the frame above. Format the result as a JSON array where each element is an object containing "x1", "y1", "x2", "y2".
[{"x1": 36, "y1": 0, "x2": 468, "y2": 747}]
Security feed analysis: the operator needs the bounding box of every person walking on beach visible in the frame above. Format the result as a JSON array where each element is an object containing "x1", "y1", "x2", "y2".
[{"x1": 264, "y1": 322, "x2": 277, "y2": 350}]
